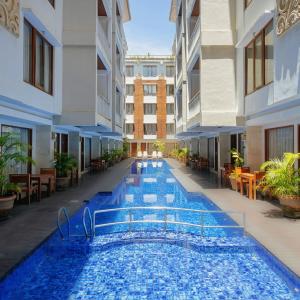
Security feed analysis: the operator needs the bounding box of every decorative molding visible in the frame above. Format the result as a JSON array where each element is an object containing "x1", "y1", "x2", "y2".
[
  {"x1": 276, "y1": 0, "x2": 300, "y2": 36},
  {"x1": 0, "y1": 0, "x2": 19, "y2": 36}
]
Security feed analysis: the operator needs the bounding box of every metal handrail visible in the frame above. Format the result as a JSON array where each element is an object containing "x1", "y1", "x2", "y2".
[
  {"x1": 93, "y1": 206, "x2": 246, "y2": 236},
  {"x1": 83, "y1": 207, "x2": 93, "y2": 238},
  {"x1": 57, "y1": 207, "x2": 70, "y2": 239}
]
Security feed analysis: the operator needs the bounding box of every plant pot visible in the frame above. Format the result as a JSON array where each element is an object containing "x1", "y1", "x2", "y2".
[
  {"x1": 279, "y1": 195, "x2": 300, "y2": 218},
  {"x1": 56, "y1": 176, "x2": 71, "y2": 191},
  {"x1": 0, "y1": 194, "x2": 16, "y2": 217},
  {"x1": 229, "y1": 176, "x2": 237, "y2": 191}
]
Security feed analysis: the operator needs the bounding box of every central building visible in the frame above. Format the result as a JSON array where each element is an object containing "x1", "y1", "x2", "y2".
[{"x1": 125, "y1": 55, "x2": 176, "y2": 157}]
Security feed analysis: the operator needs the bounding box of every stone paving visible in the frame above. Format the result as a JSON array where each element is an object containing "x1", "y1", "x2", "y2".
[
  {"x1": 0, "y1": 159, "x2": 133, "y2": 279},
  {"x1": 166, "y1": 158, "x2": 300, "y2": 277}
]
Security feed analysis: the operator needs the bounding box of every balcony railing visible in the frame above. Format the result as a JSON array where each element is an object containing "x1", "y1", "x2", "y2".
[
  {"x1": 97, "y1": 18, "x2": 110, "y2": 61},
  {"x1": 188, "y1": 17, "x2": 200, "y2": 52},
  {"x1": 188, "y1": 91, "x2": 200, "y2": 119},
  {"x1": 97, "y1": 96, "x2": 111, "y2": 120}
]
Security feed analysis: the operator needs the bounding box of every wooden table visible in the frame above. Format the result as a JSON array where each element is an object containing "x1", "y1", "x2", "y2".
[{"x1": 240, "y1": 173, "x2": 255, "y2": 200}]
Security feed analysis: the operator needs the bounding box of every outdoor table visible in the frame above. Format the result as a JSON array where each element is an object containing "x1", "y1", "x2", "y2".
[{"x1": 240, "y1": 173, "x2": 255, "y2": 200}]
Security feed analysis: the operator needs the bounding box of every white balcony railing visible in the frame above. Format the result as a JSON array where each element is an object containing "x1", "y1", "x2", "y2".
[
  {"x1": 188, "y1": 17, "x2": 200, "y2": 53},
  {"x1": 188, "y1": 91, "x2": 200, "y2": 119},
  {"x1": 97, "y1": 18, "x2": 111, "y2": 61},
  {"x1": 97, "y1": 96, "x2": 111, "y2": 120}
]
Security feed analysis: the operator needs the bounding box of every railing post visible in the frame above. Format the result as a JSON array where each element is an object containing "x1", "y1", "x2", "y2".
[
  {"x1": 129, "y1": 210, "x2": 132, "y2": 233},
  {"x1": 200, "y1": 212, "x2": 204, "y2": 237},
  {"x1": 164, "y1": 209, "x2": 167, "y2": 232}
]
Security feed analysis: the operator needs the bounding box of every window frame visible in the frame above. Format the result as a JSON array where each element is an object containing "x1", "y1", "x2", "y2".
[
  {"x1": 143, "y1": 65, "x2": 158, "y2": 77},
  {"x1": 23, "y1": 19, "x2": 54, "y2": 95},
  {"x1": 143, "y1": 84, "x2": 157, "y2": 96},
  {"x1": 143, "y1": 103, "x2": 157, "y2": 115},
  {"x1": 166, "y1": 65, "x2": 175, "y2": 77},
  {"x1": 126, "y1": 65, "x2": 134, "y2": 77},
  {"x1": 245, "y1": 19, "x2": 273, "y2": 96}
]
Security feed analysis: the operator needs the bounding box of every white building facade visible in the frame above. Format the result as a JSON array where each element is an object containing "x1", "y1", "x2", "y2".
[{"x1": 0, "y1": 0, "x2": 130, "y2": 174}]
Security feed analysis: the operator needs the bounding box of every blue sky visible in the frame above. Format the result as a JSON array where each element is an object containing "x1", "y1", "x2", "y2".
[{"x1": 124, "y1": 0, "x2": 175, "y2": 55}]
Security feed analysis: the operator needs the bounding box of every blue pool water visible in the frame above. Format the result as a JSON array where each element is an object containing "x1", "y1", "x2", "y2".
[{"x1": 1, "y1": 160, "x2": 300, "y2": 299}]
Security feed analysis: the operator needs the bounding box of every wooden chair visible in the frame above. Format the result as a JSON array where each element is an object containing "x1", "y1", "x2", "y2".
[
  {"x1": 246, "y1": 171, "x2": 266, "y2": 200},
  {"x1": 236, "y1": 167, "x2": 251, "y2": 192},
  {"x1": 40, "y1": 168, "x2": 56, "y2": 193},
  {"x1": 222, "y1": 163, "x2": 234, "y2": 186},
  {"x1": 9, "y1": 174, "x2": 40, "y2": 205}
]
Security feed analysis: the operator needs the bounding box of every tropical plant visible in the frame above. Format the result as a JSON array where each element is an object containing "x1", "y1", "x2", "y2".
[
  {"x1": 153, "y1": 140, "x2": 165, "y2": 153},
  {"x1": 123, "y1": 138, "x2": 130, "y2": 158},
  {"x1": 230, "y1": 148, "x2": 244, "y2": 168},
  {"x1": 0, "y1": 133, "x2": 34, "y2": 197},
  {"x1": 54, "y1": 153, "x2": 77, "y2": 178},
  {"x1": 259, "y1": 153, "x2": 300, "y2": 197}
]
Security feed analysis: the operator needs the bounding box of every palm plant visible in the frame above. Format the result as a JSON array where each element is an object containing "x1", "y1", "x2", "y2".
[
  {"x1": 0, "y1": 133, "x2": 33, "y2": 197},
  {"x1": 260, "y1": 153, "x2": 300, "y2": 197},
  {"x1": 230, "y1": 148, "x2": 244, "y2": 168},
  {"x1": 153, "y1": 140, "x2": 165, "y2": 153},
  {"x1": 54, "y1": 153, "x2": 77, "y2": 178}
]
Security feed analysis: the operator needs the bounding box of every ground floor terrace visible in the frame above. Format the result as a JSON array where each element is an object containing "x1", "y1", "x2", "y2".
[{"x1": 0, "y1": 158, "x2": 300, "y2": 298}]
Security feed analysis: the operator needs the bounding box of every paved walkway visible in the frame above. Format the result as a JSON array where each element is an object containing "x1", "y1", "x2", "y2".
[
  {"x1": 166, "y1": 158, "x2": 300, "y2": 277},
  {"x1": 0, "y1": 158, "x2": 133, "y2": 279}
]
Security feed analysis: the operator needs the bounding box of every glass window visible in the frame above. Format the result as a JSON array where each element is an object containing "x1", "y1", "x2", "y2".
[
  {"x1": 126, "y1": 65, "x2": 134, "y2": 77},
  {"x1": 116, "y1": 88, "x2": 121, "y2": 115},
  {"x1": 255, "y1": 33, "x2": 263, "y2": 89},
  {"x1": 144, "y1": 104, "x2": 157, "y2": 115},
  {"x1": 126, "y1": 124, "x2": 134, "y2": 134},
  {"x1": 126, "y1": 103, "x2": 134, "y2": 114},
  {"x1": 23, "y1": 20, "x2": 53, "y2": 94},
  {"x1": 143, "y1": 85, "x2": 157, "y2": 96},
  {"x1": 1, "y1": 125, "x2": 32, "y2": 174},
  {"x1": 166, "y1": 124, "x2": 174, "y2": 135},
  {"x1": 265, "y1": 21, "x2": 274, "y2": 85},
  {"x1": 166, "y1": 66, "x2": 175, "y2": 77},
  {"x1": 266, "y1": 127, "x2": 294, "y2": 160},
  {"x1": 126, "y1": 84, "x2": 135, "y2": 96},
  {"x1": 84, "y1": 138, "x2": 91, "y2": 168},
  {"x1": 246, "y1": 42, "x2": 254, "y2": 94},
  {"x1": 166, "y1": 103, "x2": 174, "y2": 114},
  {"x1": 144, "y1": 124, "x2": 157, "y2": 135},
  {"x1": 143, "y1": 65, "x2": 157, "y2": 77},
  {"x1": 166, "y1": 85, "x2": 174, "y2": 96}
]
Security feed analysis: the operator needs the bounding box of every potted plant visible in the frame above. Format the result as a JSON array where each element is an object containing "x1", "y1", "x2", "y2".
[
  {"x1": 0, "y1": 133, "x2": 33, "y2": 216},
  {"x1": 178, "y1": 148, "x2": 189, "y2": 165},
  {"x1": 260, "y1": 152, "x2": 300, "y2": 218},
  {"x1": 153, "y1": 140, "x2": 165, "y2": 154},
  {"x1": 123, "y1": 138, "x2": 130, "y2": 159},
  {"x1": 54, "y1": 153, "x2": 77, "y2": 190},
  {"x1": 228, "y1": 149, "x2": 245, "y2": 190}
]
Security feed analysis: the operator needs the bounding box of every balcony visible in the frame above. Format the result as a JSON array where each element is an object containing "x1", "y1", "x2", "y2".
[
  {"x1": 97, "y1": 17, "x2": 111, "y2": 63},
  {"x1": 188, "y1": 17, "x2": 200, "y2": 55},
  {"x1": 188, "y1": 91, "x2": 200, "y2": 120},
  {"x1": 97, "y1": 96, "x2": 111, "y2": 120}
]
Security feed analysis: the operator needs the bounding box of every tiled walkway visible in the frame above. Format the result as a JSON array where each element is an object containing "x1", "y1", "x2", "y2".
[
  {"x1": 0, "y1": 159, "x2": 133, "y2": 279},
  {"x1": 166, "y1": 158, "x2": 300, "y2": 277}
]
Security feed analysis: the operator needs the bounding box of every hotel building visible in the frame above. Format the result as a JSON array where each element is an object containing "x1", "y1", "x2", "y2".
[
  {"x1": 0, "y1": 0, "x2": 130, "y2": 174},
  {"x1": 170, "y1": 0, "x2": 300, "y2": 173},
  {"x1": 125, "y1": 55, "x2": 177, "y2": 157}
]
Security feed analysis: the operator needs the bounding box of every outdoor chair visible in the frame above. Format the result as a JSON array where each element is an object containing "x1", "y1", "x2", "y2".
[
  {"x1": 137, "y1": 151, "x2": 142, "y2": 158},
  {"x1": 40, "y1": 168, "x2": 56, "y2": 193},
  {"x1": 9, "y1": 174, "x2": 40, "y2": 205},
  {"x1": 143, "y1": 151, "x2": 148, "y2": 159},
  {"x1": 157, "y1": 151, "x2": 163, "y2": 159},
  {"x1": 152, "y1": 151, "x2": 157, "y2": 159},
  {"x1": 245, "y1": 171, "x2": 266, "y2": 200}
]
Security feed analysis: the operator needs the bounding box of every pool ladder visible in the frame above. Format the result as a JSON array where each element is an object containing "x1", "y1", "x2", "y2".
[{"x1": 57, "y1": 207, "x2": 93, "y2": 240}]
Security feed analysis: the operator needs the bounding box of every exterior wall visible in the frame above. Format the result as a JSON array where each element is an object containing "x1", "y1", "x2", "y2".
[{"x1": 125, "y1": 55, "x2": 176, "y2": 155}]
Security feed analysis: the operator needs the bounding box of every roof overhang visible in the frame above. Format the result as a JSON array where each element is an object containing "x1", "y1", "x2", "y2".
[
  {"x1": 236, "y1": 10, "x2": 274, "y2": 48},
  {"x1": 169, "y1": 0, "x2": 177, "y2": 22},
  {"x1": 122, "y1": 0, "x2": 131, "y2": 22}
]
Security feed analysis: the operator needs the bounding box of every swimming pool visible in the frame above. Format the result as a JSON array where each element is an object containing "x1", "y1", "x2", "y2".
[{"x1": 1, "y1": 160, "x2": 300, "y2": 299}]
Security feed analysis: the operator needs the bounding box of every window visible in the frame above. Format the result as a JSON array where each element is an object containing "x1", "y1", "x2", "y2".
[
  {"x1": 1, "y1": 125, "x2": 32, "y2": 174},
  {"x1": 143, "y1": 85, "x2": 157, "y2": 96},
  {"x1": 144, "y1": 104, "x2": 157, "y2": 115},
  {"x1": 126, "y1": 103, "x2": 134, "y2": 114},
  {"x1": 245, "y1": 20, "x2": 273, "y2": 95},
  {"x1": 166, "y1": 103, "x2": 174, "y2": 114},
  {"x1": 23, "y1": 20, "x2": 53, "y2": 94},
  {"x1": 265, "y1": 126, "x2": 294, "y2": 160},
  {"x1": 166, "y1": 124, "x2": 175, "y2": 135},
  {"x1": 166, "y1": 85, "x2": 174, "y2": 96},
  {"x1": 244, "y1": 0, "x2": 253, "y2": 9},
  {"x1": 116, "y1": 88, "x2": 121, "y2": 115},
  {"x1": 54, "y1": 133, "x2": 69, "y2": 155},
  {"x1": 143, "y1": 65, "x2": 157, "y2": 77},
  {"x1": 126, "y1": 84, "x2": 135, "y2": 96},
  {"x1": 144, "y1": 124, "x2": 157, "y2": 135},
  {"x1": 126, "y1": 124, "x2": 134, "y2": 135},
  {"x1": 126, "y1": 65, "x2": 134, "y2": 77},
  {"x1": 166, "y1": 66, "x2": 175, "y2": 77},
  {"x1": 84, "y1": 138, "x2": 91, "y2": 168}
]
